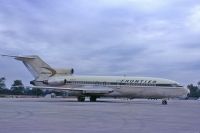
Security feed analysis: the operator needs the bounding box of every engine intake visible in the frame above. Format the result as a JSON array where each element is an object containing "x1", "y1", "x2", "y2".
[{"x1": 55, "y1": 68, "x2": 74, "y2": 75}]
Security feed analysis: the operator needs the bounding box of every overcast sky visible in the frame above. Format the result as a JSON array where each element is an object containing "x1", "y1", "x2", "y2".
[{"x1": 0, "y1": 0, "x2": 200, "y2": 87}]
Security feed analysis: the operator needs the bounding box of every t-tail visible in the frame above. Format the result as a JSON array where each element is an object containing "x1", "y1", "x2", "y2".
[{"x1": 1, "y1": 55, "x2": 74, "y2": 81}]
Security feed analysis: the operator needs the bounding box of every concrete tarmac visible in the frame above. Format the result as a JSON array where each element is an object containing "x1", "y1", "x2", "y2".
[{"x1": 0, "y1": 98, "x2": 199, "y2": 133}]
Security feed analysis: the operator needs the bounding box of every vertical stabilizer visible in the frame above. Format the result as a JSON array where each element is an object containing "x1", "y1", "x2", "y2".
[{"x1": 2, "y1": 55, "x2": 55, "y2": 80}]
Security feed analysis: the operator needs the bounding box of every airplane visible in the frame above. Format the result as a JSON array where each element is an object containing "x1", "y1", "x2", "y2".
[{"x1": 2, "y1": 54, "x2": 190, "y2": 104}]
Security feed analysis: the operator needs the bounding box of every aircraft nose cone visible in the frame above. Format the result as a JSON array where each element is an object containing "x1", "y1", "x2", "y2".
[
  {"x1": 182, "y1": 87, "x2": 190, "y2": 98},
  {"x1": 185, "y1": 88, "x2": 190, "y2": 95}
]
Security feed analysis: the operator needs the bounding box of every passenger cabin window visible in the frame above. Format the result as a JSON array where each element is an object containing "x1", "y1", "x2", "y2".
[
  {"x1": 155, "y1": 83, "x2": 183, "y2": 87},
  {"x1": 65, "y1": 80, "x2": 184, "y2": 87}
]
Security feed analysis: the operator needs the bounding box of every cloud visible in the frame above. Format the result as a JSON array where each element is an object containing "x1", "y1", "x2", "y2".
[
  {"x1": 186, "y1": 5, "x2": 200, "y2": 32},
  {"x1": 0, "y1": 0, "x2": 200, "y2": 87}
]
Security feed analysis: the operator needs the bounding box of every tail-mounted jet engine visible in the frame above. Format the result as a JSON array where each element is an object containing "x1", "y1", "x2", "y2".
[
  {"x1": 43, "y1": 79, "x2": 67, "y2": 86},
  {"x1": 55, "y1": 68, "x2": 74, "y2": 75}
]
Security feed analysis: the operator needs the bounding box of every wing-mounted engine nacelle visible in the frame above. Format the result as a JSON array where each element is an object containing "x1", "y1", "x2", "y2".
[
  {"x1": 43, "y1": 79, "x2": 67, "y2": 86},
  {"x1": 55, "y1": 68, "x2": 74, "y2": 75}
]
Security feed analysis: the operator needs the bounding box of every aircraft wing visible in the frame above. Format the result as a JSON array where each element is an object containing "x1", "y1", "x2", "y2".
[{"x1": 16, "y1": 85, "x2": 114, "y2": 95}]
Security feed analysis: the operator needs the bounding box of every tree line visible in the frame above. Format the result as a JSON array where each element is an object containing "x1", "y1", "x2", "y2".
[
  {"x1": 187, "y1": 83, "x2": 200, "y2": 98},
  {"x1": 0, "y1": 77, "x2": 63, "y2": 96},
  {"x1": 1, "y1": 77, "x2": 200, "y2": 98}
]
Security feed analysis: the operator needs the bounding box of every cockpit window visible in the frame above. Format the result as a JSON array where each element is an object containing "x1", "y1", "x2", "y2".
[{"x1": 172, "y1": 84, "x2": 183, "y2": 87}]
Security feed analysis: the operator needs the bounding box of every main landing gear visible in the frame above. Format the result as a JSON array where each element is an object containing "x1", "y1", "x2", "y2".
[
  {"x1": 162, "y1": 99, "x2": 168, "y2": 105},
  {"x1": 90, "y1": 96, "x2": 97, "y2": 102},
  {"x1": 77, "y1": 96, "x2": 98, "y2": 102},
  {"x1": 77, "y1": 96, "x2": 85, "y2": 102}
]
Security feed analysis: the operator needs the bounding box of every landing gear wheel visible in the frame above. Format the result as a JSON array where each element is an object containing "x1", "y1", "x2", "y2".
[
  {"x1": 162, "y1": 99, "x2": 167, "y2": 105},
  {"x1": 77, "y1": 96, "x2": 85, "y2": 102},
  {"x1": 90, "y1": 96, "x2": 97, "y2": 102}
]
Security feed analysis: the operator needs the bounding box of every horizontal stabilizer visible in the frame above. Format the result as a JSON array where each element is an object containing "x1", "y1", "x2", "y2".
[{"x1": 1, "y1": 54, "x2": 36, "y2": 60}]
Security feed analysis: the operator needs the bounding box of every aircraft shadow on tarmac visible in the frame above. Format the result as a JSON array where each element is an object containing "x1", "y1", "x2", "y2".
[{"x1": 12, "y1": 98, "x2": 163, "y2": 105}]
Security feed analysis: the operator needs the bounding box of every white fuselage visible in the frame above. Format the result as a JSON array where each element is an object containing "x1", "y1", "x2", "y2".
[
  {"x1": 34, "y1": 75, "x2": 189, "y2": 99},
  {"x1": 3, "y1": 54, "x2": 190, "y2": 102}
]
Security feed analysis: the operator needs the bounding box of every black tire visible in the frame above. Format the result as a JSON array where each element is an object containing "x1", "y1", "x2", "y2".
[
  {"x1": 90, "y1": 96, "x2": 97, "y2": 102},
  {"x1": 77, "y1": 96, "x2": 85, "y2": 102},
  {"x1": 162, "y1": 100, "x2": 167, "y2": 105}
]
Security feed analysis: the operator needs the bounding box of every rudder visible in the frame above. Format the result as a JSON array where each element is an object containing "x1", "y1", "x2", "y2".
[{"x1": 2, "y1": 55, "x2": 55, "y2": 80}]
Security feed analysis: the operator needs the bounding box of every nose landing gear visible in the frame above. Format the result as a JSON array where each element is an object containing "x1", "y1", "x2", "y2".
[{"x1": 162, "y1": 99, "x2": 168, "y2": 105}]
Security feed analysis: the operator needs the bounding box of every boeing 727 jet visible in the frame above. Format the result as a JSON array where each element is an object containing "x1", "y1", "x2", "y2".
[{"x1": 2, "y1": 55, "x2": 190, "y2": 104}]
